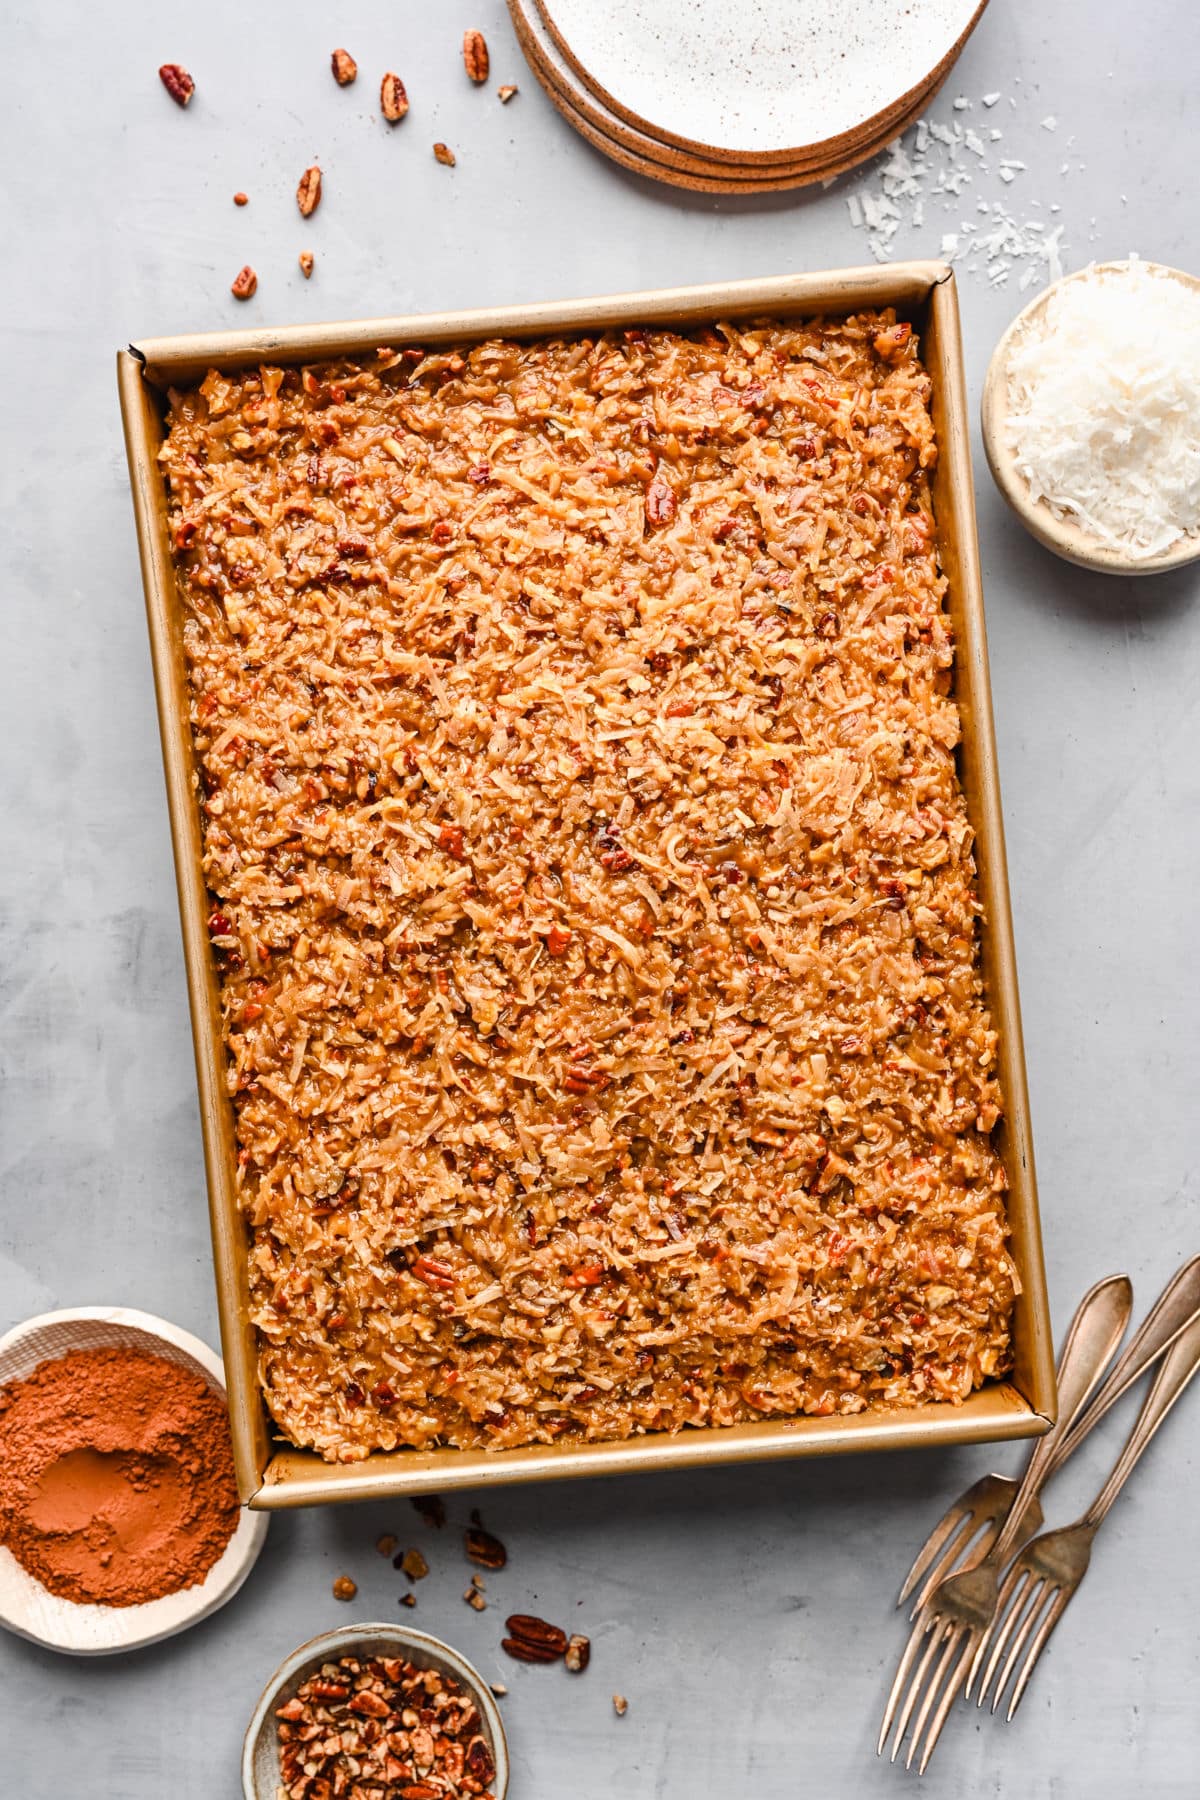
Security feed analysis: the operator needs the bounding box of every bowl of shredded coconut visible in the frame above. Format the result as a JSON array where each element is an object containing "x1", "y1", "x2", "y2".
[{"x1": 982, "y1": 258, "x2": 1200, "y2": 573}]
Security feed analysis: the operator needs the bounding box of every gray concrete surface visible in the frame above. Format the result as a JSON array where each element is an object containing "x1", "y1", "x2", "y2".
[{"x1": 2, "y1": 2, "x2": 1198, "y2": 1794}]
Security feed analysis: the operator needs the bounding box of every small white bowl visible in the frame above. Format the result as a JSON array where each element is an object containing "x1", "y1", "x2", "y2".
[
  {"x1": 982, "y1": 260, "x2": 1200, "y2": 576},
  {"x1": 0, "y1": 1306, "x2": 269, "y2": 1655},
  {"x1": 242, "y1": 1623, "x2": 510, "y2": 1800}
]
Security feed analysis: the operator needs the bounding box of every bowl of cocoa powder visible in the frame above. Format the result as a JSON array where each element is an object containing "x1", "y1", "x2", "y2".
[{"x1": 0, "y1": 1306, "x2": 267, "y2": 1653}]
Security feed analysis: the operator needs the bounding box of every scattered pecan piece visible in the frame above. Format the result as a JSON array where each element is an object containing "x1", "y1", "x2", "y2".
[
  {"x1": 565, "y1": 1633, "x2": 591, "y2": 1673},
  {"x1": 498, "y1": 84, "x2": 518, "y2": 103},
  {"x1": 465, "y1": 1521, "x2": 507, "y2": 1569},
  {"x1": 158, "y1": 63, "x2": 194, "y2": 106},
  {"x1": 233, "y1": 191, "x2": 248, "y2": 206},
  {"x1": 297, "y1": 164, "x2": 323, "y2": 217},
  {"x1": 433, "y1": 142, "x2": 456, "y2": 166},
  {"x1": 545, "y1": 925, "x2": 572, "y2": 956},
  {"x1": 463, "y1": 30, "x2": 490, "y2": 83},
  {"x1": 299, "y1": 250, "x2": 315, "y2": 279},
  {"x1": 489, "y1": 1681, "x2": 508, "y2": 1697},
  {"x1": 613, "y1": 1693, "x2": 629, "y2": 1716},
  {"x1": 376, "y1": 1533, "x2": 398, "y2": 1558},
  {"x1": 381, "y1": 72, "x2": 409, "y2": 122},
  {"x1": 399, "y1": 1591, "x2": 417, "y2": 1607},
  {"x1": 331, "y1": 47, "x2": 357, "y2": 86},
  {"x1": 332, "y1": 1574, "x2": 357, "y2": 1601},
  {"x1": 400, "y1": 1547, "x2": 429, "y2": 1581},
  {"x1": 230, "y1": 265, "x2": 257, "y2": 301},
  {"x1": 463, "y1": 1579, "x2": 487, "y2": 1611}
]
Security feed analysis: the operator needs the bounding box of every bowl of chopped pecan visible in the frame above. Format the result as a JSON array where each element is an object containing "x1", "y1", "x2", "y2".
[{"x1": 242, "y1": 1622, "x2": 508, "y2": 1800}]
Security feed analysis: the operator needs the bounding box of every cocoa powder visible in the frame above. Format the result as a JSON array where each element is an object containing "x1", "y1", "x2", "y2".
[{"x1": 0, "y1": 1345, "x2": 240, "y2": 1607}]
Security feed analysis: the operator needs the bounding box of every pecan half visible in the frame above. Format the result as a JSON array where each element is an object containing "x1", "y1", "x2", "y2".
[
  {"x1": 381, "y1": 72, "x2": 409, "y2": 122},
  {"x1": 433, "y1": 142, "x2": 456, "y2": 167},
  {"x1": 463, "y1": 30, "x2": 490, "y2": 83},
  {"x1": 158, "y1": 63, "x2": 194, "y2": 106},
  {"x1": 297, "y1": 165, "x2": 322, "y2": 217},
  {"x1": 501, "y1": 1636, "x2": 562, "y2": 1664},
  {"x1": 503, "y1": 1614, "x2": 568, "y2": 1660},
  {"x1": 230, "y1": 265, "x2": 258, "y2": 301},
  {"x1": 464, "y1": 1522, "x2": 507, "y2": 1569},
  {"x1": 331, "y1": 47, "x2": 357, "y2": 86},
  {"x1": 299, "y1": 250, "x2": 314, "y2": 279},
  {"x1": 565, "y1": 1633, "x2": 591, "y2": 1673}
]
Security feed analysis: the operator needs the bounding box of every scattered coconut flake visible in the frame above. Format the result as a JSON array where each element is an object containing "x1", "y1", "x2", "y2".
[
  {"x1": 1041, "y1": 116, "x2": 1058, "y2": 131},
  {"x1": 953, "y1": 96, "x2": 970, "y2": 110},
  {"x1": 839, "y1": 93, "x2": 1075, "y2": 290},
  {"x1": 1004, "y1": 258, "x2": 1200, "y2": 558},
  {"x1": 982, "y1": 92, "x2": 1001, "y2": 107}
]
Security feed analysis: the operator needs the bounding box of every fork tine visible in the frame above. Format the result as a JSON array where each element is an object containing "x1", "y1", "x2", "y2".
[
  {"x1": 992, "y1": 1580, "x2": 1057, "y2": 1716},
  {"x1": 897, "y1": 1501, "x2": 973, "y2": 1606},
  {"x1": 915, "y1": 1632, "x2": 977, "y2": 1775},
  {"x1": 973, "y1": 1565, "x2": 1036, "y2": 1706},
  {"x1": 906, "y1": 1624, "x2": 969, "y2": 1772},
  {"x1": 910, "y1": 1514, "x2": 997, "y2": 1618},
  {"x1": 906, "y1": 1627, "x2": 964, "y2": 1764},
  {"x1": 879, "y1": 1613, "x2": 942, "y2": 1759},
  {"x1": 878, "y1": 1609, "x2": 940, "y2": 1754},
  {"x1": 1006, "y1": 1586, "x2": 1071, "y2": 1721}
]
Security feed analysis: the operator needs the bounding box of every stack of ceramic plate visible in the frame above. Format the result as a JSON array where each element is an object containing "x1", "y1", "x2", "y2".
[{"x1": 508, "y1": 0, "x2": 988, "y2": 194}]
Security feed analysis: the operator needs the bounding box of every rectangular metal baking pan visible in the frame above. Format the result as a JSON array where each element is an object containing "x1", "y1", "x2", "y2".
[{"x1": 118, "y1": 263, "x2": 1055, "y2": 1508}]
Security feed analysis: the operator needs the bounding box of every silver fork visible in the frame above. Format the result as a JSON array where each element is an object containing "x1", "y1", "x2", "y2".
[
  {"x1": 878, "y1": 1273, "x2": 1132, "y2": 1774},
  {"x1": 975, "y1": 1298, "x2": 1200, "y2": 1720},
  {"x1": 897, "y1": 1253, "x2": 1200, "y2": 1615}
]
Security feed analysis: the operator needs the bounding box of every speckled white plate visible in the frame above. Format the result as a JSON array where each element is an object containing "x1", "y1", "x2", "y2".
[
  {"x1": 0, "y1": 1307, "x2": 268, "y2": 1655},
  {"x1": 242, "y1": 1624, "x2": 509, "y2": 1800},
  {"x1": 537, "y1": 0, "x2": 986, "y2": 161}
]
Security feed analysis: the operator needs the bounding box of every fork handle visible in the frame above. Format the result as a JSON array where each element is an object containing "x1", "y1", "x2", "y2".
[
  {"x1": 1082, "y1": 1303, "x2": 1200, "y2": 1529},
  {"x1": 991, "y1": 1274, "x2": 1132, "y2": 1565},
  {"x1": 1047, "y1": 1253, "x2": 1200, "y2": 1474}
]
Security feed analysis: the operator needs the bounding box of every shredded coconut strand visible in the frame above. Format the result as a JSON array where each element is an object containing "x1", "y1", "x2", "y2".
[{"x1": 1006, "y1": 260, "x2": 1200, "y2": 557}]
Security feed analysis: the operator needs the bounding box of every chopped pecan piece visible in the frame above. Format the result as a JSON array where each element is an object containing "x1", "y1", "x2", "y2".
[
  {"x1": 400, "y1": 1547, "x2": 429, "y2": 1581},
  {"x1": 498, "y1": 83, "x2": 518, "y2": 103},
  {"x1": 299, "y1": 250, "x2": 315, "y2": 279},
  {"x1": 645, "y1": 465, "x2": 677, "y2": 528},
  {"x1": 331, "y1": 47, "x2": 357, "y2": 86},
  {"x1": 381, "y1": 72, "x2": 409, "y2": 122},
  {"x1": 158, "y1": 63, "x2": 194, "y2": 106},
  {"x1": 297, "y1": 165, "x2": 323, "y2": 218},
  {"x1": 230, "y1": 265, "x2": 257, "y2": 301},
  {"x1": 233, "y1": 191, "x2": 248, "y2": 206},
  {"x1": 332, "y1": 1574, "x2": 357, "y2": 1600},
  {"x1": 433, "y1": 142, "x2": 456, "y2": 167},
  {"x1": 564, "y1": 1633, "x2": 591, "y2": 1672},
  {"x1": 613, "y1": 1692, "x2": 629, "y2": 1716}
]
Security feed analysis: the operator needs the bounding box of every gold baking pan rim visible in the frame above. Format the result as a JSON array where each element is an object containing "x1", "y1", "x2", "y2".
[{"x1": 117, "y1": 262, "x2": 1055, "y2": 1509}]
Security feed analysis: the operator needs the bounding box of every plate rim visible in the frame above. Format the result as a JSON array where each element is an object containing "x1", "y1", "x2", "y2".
[{"x1": 534, "y1": 0, "x2": 988, "y2": 165}]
